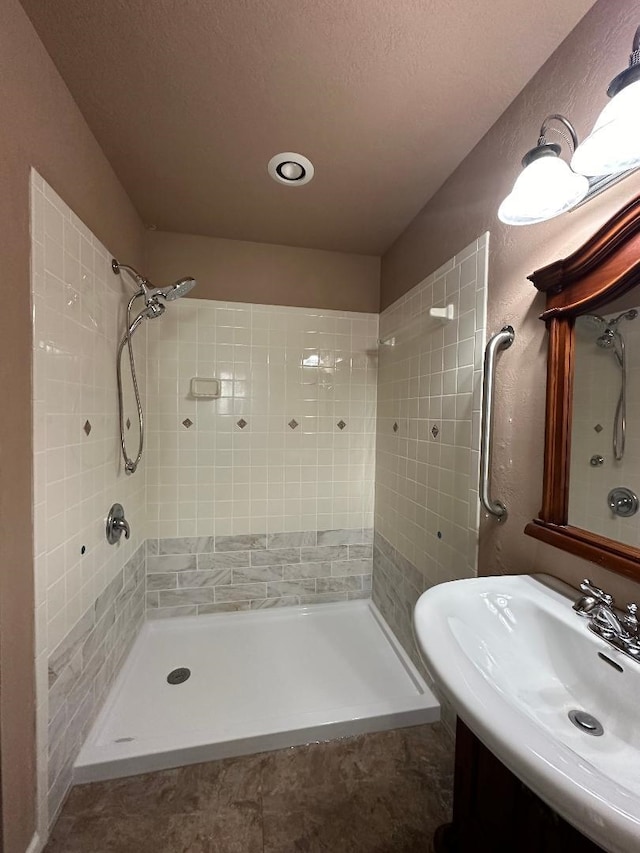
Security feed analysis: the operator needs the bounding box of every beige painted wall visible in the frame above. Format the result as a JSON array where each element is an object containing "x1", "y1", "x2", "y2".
[
  {"x1": 4, "y1": 0, "x2": 638, "y2": 846},
  {"x1": 381, "y1": 0, "x2": 640, "y2": 605},
  {"x1": 0, "y1": 1, "x2": 144, "y2": 848},
  {"x1": 144, "y1": 231, "x2": 380, "y2": 313}
]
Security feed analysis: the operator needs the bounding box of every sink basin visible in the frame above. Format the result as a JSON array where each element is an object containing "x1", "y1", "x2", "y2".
[{"x1": 414, "y1": 574, "x2": 640, "y2": 853}]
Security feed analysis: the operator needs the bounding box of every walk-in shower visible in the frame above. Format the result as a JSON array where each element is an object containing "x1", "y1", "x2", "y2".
[
  {"x1": 581, "y1": 309, "x2": 638, "y2": 461},
  {"x1": 112, "y1": 259, "x2": 196, "y2": 474}
]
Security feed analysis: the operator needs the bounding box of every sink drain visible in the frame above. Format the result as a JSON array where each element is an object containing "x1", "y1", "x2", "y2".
[
  {"x1": 568, "y1": 709, "x2": 604, "y2": 736},
  {"x1": 167, "y1": 667, "x2": 191, "y2": 685}
]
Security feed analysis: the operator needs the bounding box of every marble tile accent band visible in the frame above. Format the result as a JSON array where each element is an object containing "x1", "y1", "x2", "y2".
[
  {"x1": 46, "y1": 544, "x2": 145, "y2": 821},
  {"x1": 371, "y1": 533, "x2": 457, "y2": 736},
  {"x1": 146, "y1": 529, "x2": 373, "y2": 617}
]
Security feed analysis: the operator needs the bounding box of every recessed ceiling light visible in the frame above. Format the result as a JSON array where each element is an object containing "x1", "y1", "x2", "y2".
[{"x1": 268, "y1": 152, "x2": 314, "y2": 186}]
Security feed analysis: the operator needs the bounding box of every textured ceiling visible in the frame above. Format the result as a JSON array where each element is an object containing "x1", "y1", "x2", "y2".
[{"x1": 21, "y1": 0, "x2": 596, "y2": 254}]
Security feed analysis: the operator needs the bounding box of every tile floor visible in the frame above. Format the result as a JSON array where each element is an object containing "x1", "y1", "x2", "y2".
[{"x1": 45, "y1": 724, "x2": 454, "y2": 852}]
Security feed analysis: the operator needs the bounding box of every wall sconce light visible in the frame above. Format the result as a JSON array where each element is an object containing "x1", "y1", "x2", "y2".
[
  {"x1": 499, "y1": 26, "x2": 640, "y2": 226},
  {"x1": 498, "y1": 115, "x2": 588, "y2": 225},
  {"x1": 572, "y1": 27, "x2": 640, "y2": 176}
]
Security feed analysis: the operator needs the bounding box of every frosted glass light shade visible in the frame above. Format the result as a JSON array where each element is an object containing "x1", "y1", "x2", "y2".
[
  {"x1": 571, "y1": 80, "x2": 640, "y2": 176},
  {"x1": 498, "y1": 155, "x2": 589, "y2": 225}
]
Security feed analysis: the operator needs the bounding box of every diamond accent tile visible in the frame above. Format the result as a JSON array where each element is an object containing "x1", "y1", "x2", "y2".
[
  {"x1": 126, "y1": 418, "x2": 131, "y2": 431},
  {"x1": 288, "y1": 419, "x2": 299, "y2": 430},
  {"x1": 83, "y1": 420, "x2": 91, "y2": 436},
  {"x1": 393, "y1": 421, "x2": 399, "y2": 433},
  {"x1": 337, "y1": 420, "x2": 346, "y2": 430},
  {"x1": 182, "y1": 418, "x2": 193, "y2": 429},
  {"x1": 431, "y1": 424, "x2": 440, "y2": 438},
  {"x1": 594, "y1": 423, "x2": 604, "y2": 433},
  {"x1": 237, "y1": 418, "x2": 248, "y2": 429}
]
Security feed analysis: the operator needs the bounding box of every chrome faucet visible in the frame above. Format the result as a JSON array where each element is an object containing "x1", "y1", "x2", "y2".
[{"x1": 573, "y1": 579, "x2": 640, "y2": 660}]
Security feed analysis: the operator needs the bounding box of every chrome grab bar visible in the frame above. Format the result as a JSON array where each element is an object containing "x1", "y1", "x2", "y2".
[{"x1": 480, "y1": 325, "x2": 515, "y2": 521}]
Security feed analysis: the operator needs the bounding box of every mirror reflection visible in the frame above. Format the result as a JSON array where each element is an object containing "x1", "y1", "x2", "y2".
[{"x1": 570, "y1": 302, "x2": 640, "y2": 546}]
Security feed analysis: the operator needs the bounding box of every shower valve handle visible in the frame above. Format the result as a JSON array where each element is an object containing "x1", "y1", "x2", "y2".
[
  {"x1": 112, "y1": 517, "x2": 130, "y2": 539},
  {"x1": 106, "y1": 503, "x2": 130, "y2": 544}
]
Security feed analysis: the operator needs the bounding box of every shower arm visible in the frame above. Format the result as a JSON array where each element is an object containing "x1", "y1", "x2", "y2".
[{"x1": 112, "y1": 259, "x2": 155, "y2": 303}]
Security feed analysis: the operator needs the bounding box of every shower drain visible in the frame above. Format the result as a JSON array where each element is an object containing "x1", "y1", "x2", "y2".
[
  {"x1": 568, "y1": 709, "x2": 604, "y2": 736},
  {"x1": 167, "y1": 667, "x2": 191, "y2": 685}
]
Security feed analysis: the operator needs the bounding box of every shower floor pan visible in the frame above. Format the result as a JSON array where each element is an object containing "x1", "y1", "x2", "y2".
[{"x1": 74, "y1": 599, "x2": 439, "y2": 783}]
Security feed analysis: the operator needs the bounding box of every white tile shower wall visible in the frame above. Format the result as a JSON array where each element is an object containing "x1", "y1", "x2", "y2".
[
  {"x1": 145, "y1": 299, "x2": 379, "y2": 538},
  {"x1": 31, "y1": 171, "x2": 147, "y2": 834},
  {"x1": 373, "y1": 234, "x2": 488, "y2": 661},
  {"x1": 569, "y1": 308, "x2": 640, "y2": 546}
]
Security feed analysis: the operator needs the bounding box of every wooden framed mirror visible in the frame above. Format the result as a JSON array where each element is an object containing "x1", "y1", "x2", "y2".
[{"x1": 525, "y1": 195, "x2": 640, "y2": 581}]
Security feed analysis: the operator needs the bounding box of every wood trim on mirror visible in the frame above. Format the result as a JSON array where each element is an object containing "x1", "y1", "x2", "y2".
[{"x1": 525, "y1": 194, "x2": 640, "y2": 581}]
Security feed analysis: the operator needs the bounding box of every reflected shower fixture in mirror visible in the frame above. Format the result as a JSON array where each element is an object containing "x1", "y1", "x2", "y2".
[
  {"x1": 576, "y1": 310, "x2": 638, "y2": 462},
  {"x1": 112, "y1": 259, "x2": 197, "y2": 475},
  {"x1": 525, "y1": 194, "x2": 640, "y2": 581},
  {"x1": 499, "y1": 25, "x2": 640, "y2": 227}
]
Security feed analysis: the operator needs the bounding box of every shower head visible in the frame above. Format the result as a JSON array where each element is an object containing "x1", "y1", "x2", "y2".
[
  {"x1": 112, "y1": 259, "x2": 196, "y2": 304},
  {"x1": 596, "y1": 328, "x2": 617, "y2": 349},
  {"x1": 151, "y1": 277, "x2": 197, "y2": 301},
  {"x1": 610, "y1": 309, "x2": 638, "y2": 325}
]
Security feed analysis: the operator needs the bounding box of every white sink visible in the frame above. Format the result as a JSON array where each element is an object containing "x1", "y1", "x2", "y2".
[{"x1": 414, "y1": 574, "x2": 640, "y2": 853}]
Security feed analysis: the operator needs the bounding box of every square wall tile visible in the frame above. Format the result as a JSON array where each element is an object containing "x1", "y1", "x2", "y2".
[{"x1": 373, "y1": 234, "x2": 488, "y2": 653}]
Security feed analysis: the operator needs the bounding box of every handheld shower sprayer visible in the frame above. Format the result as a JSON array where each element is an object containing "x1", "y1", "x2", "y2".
[
  {"x1": 581, "y1": 308, "x2": 638, "y2": 461},
  {"x1": 112, "y1": 258, "x2": 197, "y2": 474}
]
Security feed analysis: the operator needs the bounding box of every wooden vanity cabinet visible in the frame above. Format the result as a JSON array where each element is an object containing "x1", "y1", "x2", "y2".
[{"x1": 434, "y1": 719, "x2": 604, "y2": 853}]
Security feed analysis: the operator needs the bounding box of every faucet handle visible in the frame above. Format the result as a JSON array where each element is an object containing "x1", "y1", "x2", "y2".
[
  {"x1": 580, "y1": 579, "x2": 613, "y2": 607},
  {"x1": 572, "y1": 595, "x2": 597, "y2": 616},
  {"x1": 625, "y1": 602, "x2": 639, "y2": 632}
]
